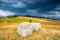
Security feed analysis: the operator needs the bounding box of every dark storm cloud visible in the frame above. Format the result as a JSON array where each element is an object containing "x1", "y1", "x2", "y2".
[
  {"x1": 0, "y1": 0, "x2": 60, "y2": 13},
  {"x1": 26, "y1": 0, "x2": 60, "y2": 12},
  {"x1": 0, "y1": 0, "x2": 60, "y2": 20}
]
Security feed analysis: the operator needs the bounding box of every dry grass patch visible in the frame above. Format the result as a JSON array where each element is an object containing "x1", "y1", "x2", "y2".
[{"x1": 0, "y1": 16, "x2": 60, "y2": 40}]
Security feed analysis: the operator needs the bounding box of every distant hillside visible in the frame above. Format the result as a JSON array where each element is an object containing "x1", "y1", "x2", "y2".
[
  {"x1": 0, "y1": 14, "x2": 60, "y2": 20},
  {"x1": 2, "y1": 15, "x2": 60, "y2": 20}
]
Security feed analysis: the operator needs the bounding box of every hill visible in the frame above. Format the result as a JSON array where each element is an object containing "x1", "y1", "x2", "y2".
[{"x1": 0, "y1": 16, "x2": 60, "y2": 40}]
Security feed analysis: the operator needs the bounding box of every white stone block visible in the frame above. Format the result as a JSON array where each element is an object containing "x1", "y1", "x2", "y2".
[
  {"x1": 17, "y1": 22, "x2": 33, "y2": 37},
  {"x1": 17, "y1": 22, "x2": 41, "y2": 37},
  {"x1": 31, "y1": 23, "x2": 41, "y2": 31}
]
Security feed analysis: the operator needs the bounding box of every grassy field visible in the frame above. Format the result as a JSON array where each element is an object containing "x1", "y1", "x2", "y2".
[{"x1": 0, "y1": 16, "x2": 60, "y2": 40}]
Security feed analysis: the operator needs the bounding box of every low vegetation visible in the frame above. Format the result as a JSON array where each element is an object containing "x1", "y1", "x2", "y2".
[{"x1": 0, "y1": 16, "x2": 60, "y2": 40}]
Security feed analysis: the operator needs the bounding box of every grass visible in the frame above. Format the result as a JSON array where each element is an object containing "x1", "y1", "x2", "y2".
[
  {"x1": 0, "y1": 16, "x2": 60, "y2": 40},
  {"x1": 0, "y1": 34, "x2": 5, "y2": 40}
]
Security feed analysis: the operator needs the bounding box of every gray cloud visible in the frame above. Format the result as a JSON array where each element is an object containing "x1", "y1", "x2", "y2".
[
  {"x1": 10, "y1": 2, "x2": 26, "y2": 8},
  {"x1": 0, "y1": 0, "x2": 19, "y2": 3},
  {"x1": 0, "y1": 9, "x2": 15, "y2": 17}
]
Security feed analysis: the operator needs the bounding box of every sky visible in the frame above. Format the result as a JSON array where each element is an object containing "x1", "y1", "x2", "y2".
[{"x1": 0, "y1": 0, "x2": 60, "y2": 19}]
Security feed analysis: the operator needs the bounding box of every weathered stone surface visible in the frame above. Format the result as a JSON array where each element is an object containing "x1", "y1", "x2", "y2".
[{"x1": 17, "y1": 22, "x2": 41, "y2": 37}]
